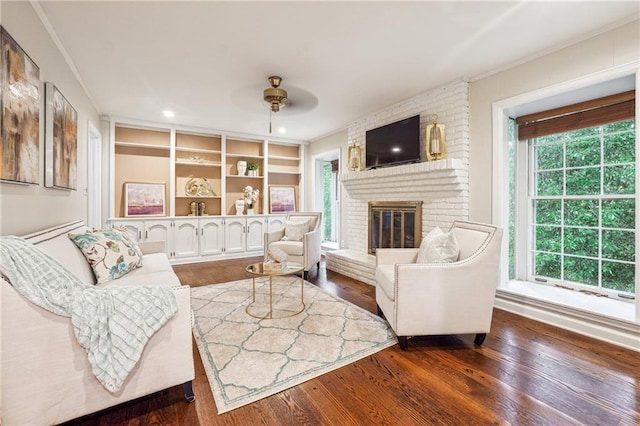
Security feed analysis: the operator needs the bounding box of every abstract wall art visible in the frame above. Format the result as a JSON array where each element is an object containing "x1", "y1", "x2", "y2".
[
  {"x1": 45, "y1": 82, "x2": 77, "y2": 190},
  {"x1": 0, "y1": 26, "x2": 40, "y2": 185}
]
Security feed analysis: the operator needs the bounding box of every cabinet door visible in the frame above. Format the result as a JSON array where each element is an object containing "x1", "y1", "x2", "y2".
[
  {"x1": 113, "y1": 220, "x2": 145, "y2": 242},
  {"x1": 246, "y1": 217, "x2": 267, "y2": 252},
  {"x1": 200, "y1": 218, "x2": 224, "y2": 256},
  {"x1": 173, "y1": 219, "x2": 199, "y2": 258},
  {"x1": 145, "y1": 220, "x2": 172, "y2": 256},
  {"x1": 225, "y1": 218, "x2": 246, "y2": 254},
  {"x1": 268, "y1": 215, "x2": 286, "y2": 232}
]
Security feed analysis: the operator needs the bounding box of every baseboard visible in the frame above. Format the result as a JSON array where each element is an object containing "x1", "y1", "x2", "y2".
[{"x1": 495, "y1": 291, "x2": 640, "y2": 352}]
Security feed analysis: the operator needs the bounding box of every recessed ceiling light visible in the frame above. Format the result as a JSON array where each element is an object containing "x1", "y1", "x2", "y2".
[
  {"x1": 278, "y1": 127, "x2": 287, "y2": 134},
  {"x1": 391, "y1": 147, "x2": 401, "y2": 152},
  {"x1": 162, "y1": 110, "x2": 175, "y2": 118}
]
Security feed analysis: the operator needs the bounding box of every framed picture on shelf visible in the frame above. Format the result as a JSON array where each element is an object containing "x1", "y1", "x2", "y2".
[
  {"x1": 269, "y1": 185, "x2": 296, "y2": 213},
  {"x1": 124, "y1": 182, "x2": 166, "y2": 217}
]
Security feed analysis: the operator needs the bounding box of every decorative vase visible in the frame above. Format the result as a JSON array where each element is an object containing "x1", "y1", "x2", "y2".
[
  {"x1": 237, "y1": 161, "x2": 247, "y2": 176},
  {"x1": 248, "y1": 169, "x2": 258, "y2": 177},
  {"x1": 235, "y1": 199, "x2": 245, "y2": 215},
  {"x1": 247, "y1": 208, "x2": 255, "y2": 215}
]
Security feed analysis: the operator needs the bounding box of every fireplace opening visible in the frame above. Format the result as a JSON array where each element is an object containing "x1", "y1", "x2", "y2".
[{"x1": 368, "y1": 201, "x2": 422, "y2": 254}]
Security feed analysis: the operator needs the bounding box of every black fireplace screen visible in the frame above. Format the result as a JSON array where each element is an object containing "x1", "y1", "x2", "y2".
[{"x1": 368, "y1": 201, "x2": 422, "y2": 254}]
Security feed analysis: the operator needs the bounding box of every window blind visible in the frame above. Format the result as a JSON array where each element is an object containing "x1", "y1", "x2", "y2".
[{"x1": 516, "y1": 90, "x2": 635, "y2": 140}]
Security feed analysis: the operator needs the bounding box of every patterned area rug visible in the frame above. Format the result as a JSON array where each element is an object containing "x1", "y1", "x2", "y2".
[{"x1": 191, "y1": 276, "x2": 397, "y2": 414}]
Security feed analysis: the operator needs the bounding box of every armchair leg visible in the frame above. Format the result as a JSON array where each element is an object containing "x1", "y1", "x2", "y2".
[
  {"x1": 474, "y1": 333, "x2": 487, "y2": 346},
  {"x1": 303, "y1": 270, "x2": 309, "y2": 280},
  {"x1": 183, "y1": 381, "x2": 195, "y2": 402},
  {"x1": 398, "y1": 336, "x2": 408, "y2": 351}
]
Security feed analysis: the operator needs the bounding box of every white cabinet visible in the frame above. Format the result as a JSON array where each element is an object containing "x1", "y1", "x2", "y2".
[
  {"x1": 225, "y1": 217, "x2": 267, "y2": 253},
  {"x1": 110, "y1": 215, "x2": 273, "y2": 262},
  {"x1": 114, "y1": 220, "x2": 145, "y2": 241},
  {"x1": 246, "y1": 216, "x2": 267, "y2": 252},
  {"x1": 224, "y1": 217, "x2": 246, "y2": 254},
  {"x1": 200, "y1": 218, "x2": 224, "y2": 256},
  {"x1": 268, "y1": 215, "x2": 286, "y2": 232},
  {"x1": 173, "y1": 219, "x2": 199, "y2": 258},
  {"x1": 113, "y1": 220, "x2": 172, "y2": 256}
]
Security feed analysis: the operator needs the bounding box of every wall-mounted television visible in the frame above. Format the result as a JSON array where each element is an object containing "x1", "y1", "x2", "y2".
[{"x1": 365, "y1": 115, "x2": 421, "y2": 169}]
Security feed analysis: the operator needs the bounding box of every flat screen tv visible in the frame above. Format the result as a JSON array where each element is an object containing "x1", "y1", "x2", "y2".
[{"x1": 365, "y1": 115, "x2": 420, "y2": 169}]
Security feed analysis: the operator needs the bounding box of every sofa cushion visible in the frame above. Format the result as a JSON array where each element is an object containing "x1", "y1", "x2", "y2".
[
  {"x1": 416, "y1": 227, "x2": 459, "y2": 264},
  {"x1": 281, "y1": 219, "x2": 311, "y2": 242},
  {"x1": 375, "y1": 265, "x2": 396, "y2": 302},
  {"x1": 69, "y1": 229, "x2": 143, "y2": 284},
  {"x1": 103, "y1": 269, "x2": 181, "y2": 288}
]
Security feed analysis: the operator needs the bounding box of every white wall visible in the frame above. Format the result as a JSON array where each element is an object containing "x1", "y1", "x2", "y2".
[
  {"x1": 0, "y1": 2, "x2": 101, "y2": 236},
  {"x1": 469, "y1": 20, "x2": 640, "y2": 223}
]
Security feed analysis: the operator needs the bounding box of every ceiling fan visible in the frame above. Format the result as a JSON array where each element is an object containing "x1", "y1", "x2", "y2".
[{"x1": 263, "y1": 76, "x2": 289, "y2": 133}]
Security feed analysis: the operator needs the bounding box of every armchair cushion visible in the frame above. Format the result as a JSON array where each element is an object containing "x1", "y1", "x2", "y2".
[
  {"x1": 375, "y1": 265, "x2": 396, "y2": 301},
  {"x1": 68, "y1": 228, "x2": 143, "y2": 284},
  {"x1": 269, "y1": 240, "x2": 304, "y2": 256},
  {"x1": 416, "y1": 227, "x2": 459, "y2": 264},
  {"x1": 282, "y1": 219, "x2": 312, "y2": 241}
]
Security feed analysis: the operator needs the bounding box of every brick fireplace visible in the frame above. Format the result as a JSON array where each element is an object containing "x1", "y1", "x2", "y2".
[{"x1": 325, "y1": 79, "x2": 470, "y2": 285}]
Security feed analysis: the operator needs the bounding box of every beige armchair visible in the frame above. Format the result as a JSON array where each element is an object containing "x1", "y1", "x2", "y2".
[
  {"x1": 375, "y1": 221, "x2": 503, "y2": 350},
  {"x1": 264, "y1": 212, "x2": 323, "y2": 279}
]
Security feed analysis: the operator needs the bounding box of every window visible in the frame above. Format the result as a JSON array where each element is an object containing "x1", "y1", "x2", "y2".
[{"x1": 510, "y1": 91, "x2": 636, "y2": 300}]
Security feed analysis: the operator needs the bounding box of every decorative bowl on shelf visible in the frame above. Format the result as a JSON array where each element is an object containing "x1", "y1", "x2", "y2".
[{"x1": 185, "y1": 177, "x2": 214, "y2": 197}]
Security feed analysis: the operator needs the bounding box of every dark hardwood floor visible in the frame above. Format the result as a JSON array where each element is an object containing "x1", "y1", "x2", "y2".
[{"x1": 65, "y1": 257, "x2": 640, "y2": 425}]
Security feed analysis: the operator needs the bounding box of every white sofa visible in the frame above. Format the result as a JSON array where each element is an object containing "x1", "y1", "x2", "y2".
[{"x1": 1, "y1": 220, "x2": 195, "y2": 425}]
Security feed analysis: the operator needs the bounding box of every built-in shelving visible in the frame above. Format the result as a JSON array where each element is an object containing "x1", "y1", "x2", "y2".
[{"x1": 110, "y1": 121, "x2": 305, "y2": 219}]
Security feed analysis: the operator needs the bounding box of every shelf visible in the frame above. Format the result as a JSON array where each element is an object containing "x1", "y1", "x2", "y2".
[
  {"x1": 113, "y1": 123, "x2": 300, "y2": 219},
  {"x1": 226, "y1": 153, "x2": 264, "y2": 159},
  {"x1": 115, "y1": 141, "x2": 170, "y2": 150},
  {"x1": 176, "y1": 147, "x2": 222, "y2": 154},
  {"x1": 176, "y1": 195, "x2": 222, "y2": 199},
  {"x1": 268, "y1": 170, "x2": 301, "y2": 175},
  {"x1": 268, "y1": 155, "x2": 300, "y2": 161},
  {"x1": 175, "y1": 160, "x2": 221, "y2": 167}
]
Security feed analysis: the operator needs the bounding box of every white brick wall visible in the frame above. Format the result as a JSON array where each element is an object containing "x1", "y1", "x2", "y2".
[{"x1": 341, "y1": 79, "x2": 470, "y2": 253}]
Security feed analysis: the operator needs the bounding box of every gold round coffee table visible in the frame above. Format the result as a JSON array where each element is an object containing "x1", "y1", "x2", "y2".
[{"x1": 245, "y1": 262, "x2": 305, "y2": 319}]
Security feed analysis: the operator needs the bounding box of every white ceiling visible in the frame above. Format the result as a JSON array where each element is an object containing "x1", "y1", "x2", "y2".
[{"x1": 36, "y1": 1, "x2": 639, "y2": 141}]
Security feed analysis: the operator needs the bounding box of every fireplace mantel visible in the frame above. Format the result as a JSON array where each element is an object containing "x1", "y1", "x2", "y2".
[{"x1": 339, "y1": 159, "x2": 467, "y2": 201}]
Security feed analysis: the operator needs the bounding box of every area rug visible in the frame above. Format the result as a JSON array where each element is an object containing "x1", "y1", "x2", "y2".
[{"x1": 191, "y1": 276, "x2": 397, "y2": 414}]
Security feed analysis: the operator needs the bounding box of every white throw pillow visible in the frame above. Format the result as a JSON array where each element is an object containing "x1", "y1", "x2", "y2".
[
  {"x1": 69, "y1": 228, "x2": 143, "y2": 284},
  {"x1": 281, "y1": 219, "x2": 311, "y2": 242},
  {"x1": 416, "y1": 227, "x2": 460, "y2": 264}
]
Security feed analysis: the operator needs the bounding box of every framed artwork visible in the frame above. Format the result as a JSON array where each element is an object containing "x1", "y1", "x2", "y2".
[
  {"x1": 269, "y1": 185, "x2": 296, "y2": 213},
  {"x1": 0, "y1": 26, "x2": 40, "y2": 185},
  {"x1": 124, "y1": 182, "x2": 166, "y2": 217},
  {"x1": 45, "y1": 82, "x2": 77, "y2": 190}
]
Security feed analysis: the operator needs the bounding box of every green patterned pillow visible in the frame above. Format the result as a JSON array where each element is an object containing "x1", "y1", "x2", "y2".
[{"x1": 69, "y1": 228, "x2": 143, "y2": 284}]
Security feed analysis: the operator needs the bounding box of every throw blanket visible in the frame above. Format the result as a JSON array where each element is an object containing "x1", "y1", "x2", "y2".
[{"x1": 0, "y1": 236, "x2": 178, "y2": 393}]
